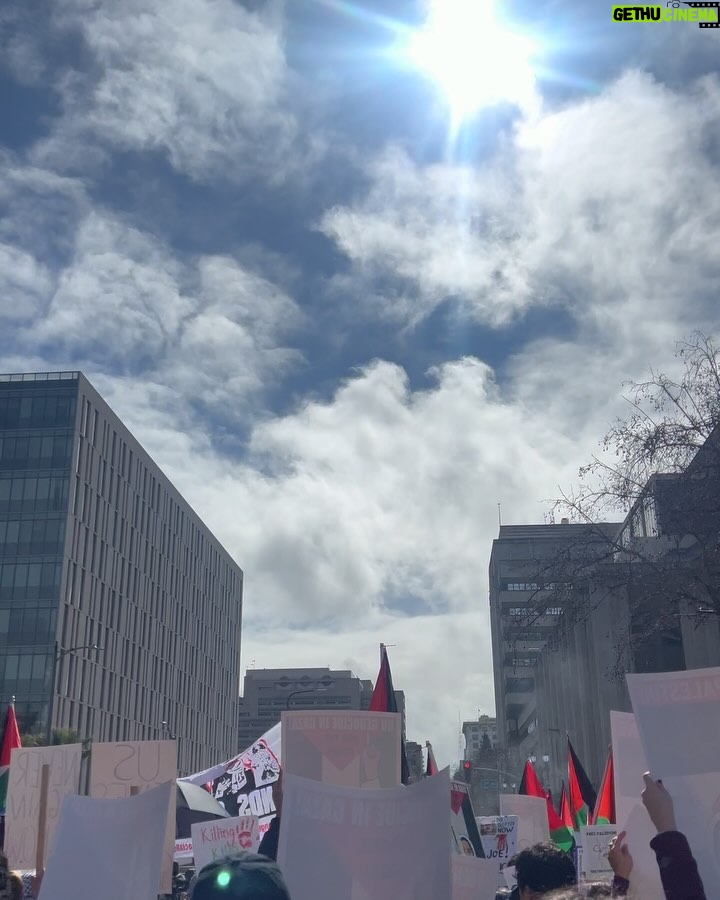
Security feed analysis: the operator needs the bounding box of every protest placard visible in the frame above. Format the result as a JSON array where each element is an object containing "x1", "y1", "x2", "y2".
[
  {"x1": 4, "y1": 744, "x2": 82, "y2": 870},
  {"x1": 90, "y1": 740, "x2": 176, "y2": 892},
  {"x1": 40, "y1": 781, "x2": 172, "y2": 900},
  {"x1": 451, "y1": 855, "x2": 499, "y2": 900},
  {"x1": 500, "y1": 795, "x2": 549, "y2": 851},
  {"x1": 281, "y1": 711, "x2": 401, "y2": 788},
  {"x1": 174, "y1": 837, "x2": 194, "y2": 862},
  {"x1": 450, "y1": 781, "x2": 484, "y2": 857},
  {"x1": 277, "y1": 771, "x2": 451, "y2": 900},
  {"x1": 477, "y1": 815, "x2": 517, "y2": 885},
  {"x1": 579, "y1": 825, "x2": 616, "y2": 883},
  {"x1": 628, "y1": 666, "x2": 720, "y2": 891},
  {"x1": 183, "y1": 725, "x2": 281, "y2": 837},
  {"x1": 191, "y1": 815, "x2": 260, "y2": 869}
]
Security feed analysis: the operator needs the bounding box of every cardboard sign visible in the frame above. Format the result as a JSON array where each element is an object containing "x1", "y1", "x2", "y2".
[
  {"x1": 579, "y1": 825, "x2": 617, "y2": 883},
  {"x1": 40, "y1": 781, "x2": 172, "y2": 900},
  {"x1": 500, "y1": 794, "x2": 549, "y2": 851},
  {"x1": 191, "y1": 815, "x2": 260, "y2": 869},
  {"x1": 277, "y1": 771, "x2": 451, "y2": 900},
  {"x1": 90, "y1": 741, "x2": 176, "y2": 893},
  {"x1": 451, "y1": 855, "x2": 499, "y2": 900},
  {"x1": 174, "y1": 838, "x2": 193, "y2": 862},
  {"x1": 184, "y1": 726, "x2": 281, "y2": 837},
  {"x1": 628, "y1": 667, "x2": 720, "y2": 892},
  {"x1": 477, "y1": 815, "x2": 517, "y2": 886},
  {"x1": 5, "y1": 744, "x2": 82, "y2": 870},
  {"x1": 450, "y1": 781, "x2": 484, "y2": 857},
  {"x1": 281, "y1": 711, "x2": 401, "y2": 789}
]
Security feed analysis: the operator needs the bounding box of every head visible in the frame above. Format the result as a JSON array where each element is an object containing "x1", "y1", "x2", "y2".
[
  {"x1": 190, "y1": 852, "x2": 291, "y2": 900},
  {"x1": 459, "y1": 836, "x2": 475, "y2": 856},
  {"x1": 7, "y1": 873, "x2": 22, "y2": 900},
  {"x1": 583, "y1": 883, "x2": 612, "y2": 898},
  {"x1": 510, "y1": 843, "x2": 576, "y2": 900}
]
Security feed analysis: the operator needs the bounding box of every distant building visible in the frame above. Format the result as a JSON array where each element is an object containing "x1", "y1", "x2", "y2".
[
  {"x1": 238, "y1": 667, "x2": 406, "y2": 748},
  {"x1": 405, "y1": 740, "x2": 425, "y2": 782},
  {"x1": 462, "y1": 715, "x2": 498, "y2": 758}
]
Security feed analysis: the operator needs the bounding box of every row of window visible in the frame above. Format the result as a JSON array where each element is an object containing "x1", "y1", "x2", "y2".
[
  {"x1": 0, "y1": 561, "x2": 63, "y2": 601},
  {"x1": 0, "y1": 517, "x2": 66, "y2": 558},
  {"x1": 0, "y1": 651, "x2": 50, "y2": 688},
  {"x1": 504, "y1": 606, "x2": 562, "y2": 617},
  {"x1": 0, "y1": 393, "x2": 76, "y2": 430},
  {"x1": 0, "y1": 434, "x2": 74, "y2": 471},
  {"x1": 0, "y1": 475, "x2": 69, "y2": 513},
  {"x1": 0, "y1": 605, "x2": 56, "y2": 645},
  {"x1": 501, "y1": 581, "x2": 563, "y2": 591}
]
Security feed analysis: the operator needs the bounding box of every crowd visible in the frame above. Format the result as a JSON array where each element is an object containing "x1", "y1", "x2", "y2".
[{"x1": 176, "y1": 773, "x2": 706, "y2": 900}]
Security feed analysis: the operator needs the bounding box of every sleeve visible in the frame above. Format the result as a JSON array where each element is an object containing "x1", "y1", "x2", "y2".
[
  {"x1": 611, "y1": 875, "x2": 629, "y2": 896},
  {"x1": 649, "y1": 831, "x2": 706, "y2": 900},
  {"x1": 257, "y1": 815, "x2": 281, "y2": 861}
]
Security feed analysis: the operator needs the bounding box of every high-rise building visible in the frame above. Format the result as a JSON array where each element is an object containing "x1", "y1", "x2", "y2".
[{"x1": 0, "y1": 372, "x2": 243, "y2": 773}]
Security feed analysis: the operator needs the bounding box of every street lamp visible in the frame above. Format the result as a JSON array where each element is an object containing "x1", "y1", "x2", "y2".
[
  {"x1": 286, "y1": 688, "x2": 327, "y2": 710},
  {"x1": 46, "y1": 643, "x2": 103, "y2": 746}
]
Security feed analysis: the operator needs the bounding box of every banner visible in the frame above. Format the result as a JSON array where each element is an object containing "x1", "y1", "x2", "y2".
[
  {"x1": 90, "y1": 740, "x2": 176, "y2": 893},
  {"x1": 281, "y1": 711, "x2": 401, "y2": 788},
  {"x1": 277, "y1": 771, "x2": 451, "y2": 900},
  {"x1": 628, "y1": 667, "x2": 720, "y2": 891},
  {"x1": 499, "y1": 794, "x2": 549, "y2": 851},
  {"x1": 40, "y1": 781, "x2": 172, "y2": 900},
  {"x1": 450, "y1": 781, "x2": 484, "y2": 857},
  {"x1": 578, "y1": 825, "x2": 617, "y2": 883},
  {"x1": 477, "y1": 815, "x2": 517, "y2": 885},
  {"x1": 191, "y1": 815, "x2": 260, "y2": 869},
  {"x1": 184, "y1": 726, "x2": 281, "y2": 837},
  {"x1": 5, "y1": 744, "x2": 82, "y2": 870},
  {"x1": 451, "y1": 855, "x2": 499, "y2": 900}
]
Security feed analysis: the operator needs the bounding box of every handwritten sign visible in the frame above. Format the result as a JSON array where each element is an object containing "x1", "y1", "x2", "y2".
[
  {"x1": 579, "y1": 826, "x2": 617, "y2": 883},
  {"x1": 174, "y1": 838, "x2": 194, "y2": 861},
  {"x1": 90, "y1": 741, "x2": 176, "y2": 892},
  {"x1": 5, "y1": 744, "x2": 82, "y2": 870},
  {"x1": 191, "y1": 815, "x2": 260, "y2": 870}
]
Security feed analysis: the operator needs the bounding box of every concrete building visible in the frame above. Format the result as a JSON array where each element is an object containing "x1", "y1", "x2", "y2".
[
  {"x1": 238, "y1": 666, "x2": 406, "y2": 748},
  {"x1": 462, "y1": 714, "x2": 498, "y2": 757},
  {"x1": 0, "y1": 372, "x2": 243, "y2": 773}
]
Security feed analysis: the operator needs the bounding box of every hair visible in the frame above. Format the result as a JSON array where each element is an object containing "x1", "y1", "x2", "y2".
[
  {"x1": 510, "y1": 843, "x2": 576, "y2": 894},
  {"x1": 7, "y1": 873, "x2": 22, "y2": 900},
  {"x1": 190, "y1": 852, "x2": 291, "y2": 900},
  {"x1": 583, "y1": 883, "x2": 612, "y2": 898}
]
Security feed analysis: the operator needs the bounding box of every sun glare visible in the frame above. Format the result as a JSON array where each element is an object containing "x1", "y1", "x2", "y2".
[{"x1": 407, "y1": 0, "x2": 538, "y2": 121}]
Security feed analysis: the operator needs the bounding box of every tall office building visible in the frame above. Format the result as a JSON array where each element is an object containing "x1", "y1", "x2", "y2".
[{"x1": 0, "y1": 372, "x2": 243, "y2": 773}]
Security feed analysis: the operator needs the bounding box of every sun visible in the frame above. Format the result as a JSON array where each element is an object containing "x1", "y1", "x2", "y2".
[{"x1": 406, "y1": 0, "x2": 538, "y2": 121}]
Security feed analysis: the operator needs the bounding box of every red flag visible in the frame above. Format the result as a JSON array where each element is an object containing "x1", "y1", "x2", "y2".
[
  {"x1": 425, "y1": 742, "x2": 438, "y2": 777},
  {"x1": 369, "y1": 645, "x2": 409, "y2": 783},
  {"x1": 591, "y1": 749, "x2": 615, "y2": 825},
  {"x1": 519, "y1": 759, "x2": 573, "y2": 852},
  {"x1": 518, "y1": 758, "x2": 545, "y2": 798},
  {"x1": 567, "y1": 738, "x2": 597, "y2": 830},
  {"x1": 559, "y1": 782, "x2": 574, "y2": 830},
  {"x1": 0, "y1": 701, "x2": 21, "y2": 815}
]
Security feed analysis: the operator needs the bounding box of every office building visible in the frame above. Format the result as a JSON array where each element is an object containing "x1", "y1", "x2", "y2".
[
  {"x1": 462, "y1": 714, "x2": 498, "y2": 757},
  {"x1": 0, "y1": 372, "x2": 243, "y2": 773},
  {"x1": 238, "y1": 666, "x2": 406, "y2": 748}
]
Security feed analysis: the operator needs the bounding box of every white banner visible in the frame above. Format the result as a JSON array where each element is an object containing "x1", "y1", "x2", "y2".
[
  {"x1": 499, "y1": 795, "x2": 549, "y2": 851},
  {"x1": 191, "y1": 815, "x2": 260, "y2": 870},
  {"x1": 277, "y1": 771, "x2": 451, "y2": 900},
  {"x1": 579, "y1": 825, "x2": 617, "y2": 883},
  {"x1": 281, "y1": 711, "x2": 401, "y2": 789},
  {"x1": 627, "y1": 667, "x2": 720, "y2": 892},
  {"x1": 181, "y1": 723, "x2": 282, "y2": 786},
  {"x1": 451, "y1": 855, "x2": 499, "y2": 900},
  {"x1": 39, "y1": 781, "x2": 172, "y2": 900},
  {"x1": 90, "y1": 741, "x2": 176, "y2": 893},
  {"x1": 5, "y1": 744, "x2": 82, "y2": 870}
]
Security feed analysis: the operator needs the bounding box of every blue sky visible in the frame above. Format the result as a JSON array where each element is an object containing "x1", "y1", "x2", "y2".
[{"x1": 1, "y1": 0, "x2": 718, "y2": 766}]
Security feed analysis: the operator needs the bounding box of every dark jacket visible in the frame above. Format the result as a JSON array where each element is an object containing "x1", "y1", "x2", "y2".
[
  {"x1": 257, "y1": 815, "x2": 280, "y2": 861},
  {"x1": 650, "y1": 831, "x2": 706, "y2": 900}
]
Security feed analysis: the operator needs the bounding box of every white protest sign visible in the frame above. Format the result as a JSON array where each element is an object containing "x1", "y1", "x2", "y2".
[
  {"x1": 452, "y1": 855, "x2": 499, "y2": 900},
  {"x1": 191, "y1": 816, "x2": 260, "y2": 869},
  {"x1": 627, "y1": 667, "x2": 720, "y2": 892},
  {"x1": 500, "y1": 795, "x2": 549, "y2": 851},
  {"x1": 281, "y1": 711, "x2": 401, "y2": 788},
  {"x1": 5, "y1": 744, "x2": 82, "y2": 870},
  {"x1": 579, "y1": 825, "x2": 616, "y2": 883},
  {"x1": 174, "y1": 838, "x2": 193, "y2": 862},
  {"x1": 90, "y1": 740, "x2": 176, "y2": 892},
  {"x1": 39, "y1": 781, "x2": 172, "y2": 900},
  {"x1": 450, "y1": 781, "x2": 484, "y2": 857},
  {"x1": 278, "y1": 771, "x2": 451, "y2": 900},
  {"x1": 477, "y1": 815, "x2": 517, "y2": 886}
]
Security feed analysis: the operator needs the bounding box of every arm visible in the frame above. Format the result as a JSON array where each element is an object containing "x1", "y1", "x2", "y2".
[{"x1": 607, "y1": 831, "x2": 631, "y2": 897}]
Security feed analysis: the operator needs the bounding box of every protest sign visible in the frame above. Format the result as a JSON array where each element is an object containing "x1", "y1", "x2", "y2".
[
  {"x1": 183, "y1": 725, "x2": 281, "y2": 837},
  {"x1": 90, "y1": 740, "x2": 176, "y2": 892},
  {"x1": 40, "y1": 781, "x2": 172, "y2": 900},
  {"x1": 579, "y1": 825, "x2": 617, "y2": 883},
  {"x1": 500, "y1": 794, "x2": 549, "y2": 851},
  {"x1": 277, "y1": 771, "x2": 451, "y2": 900},
  {"x1": 174, "y1": 837, "x2": 194, "y2": 862},
  {"x1": 450, "y1": 781, "x2": 484, "y2": 857},
  {"x1": 281, "y1": 711, "x2": 401, "y2": 788},
  {"x1": 628, "y1": 666, "x2": 720, "y2": 891},
  {"x1": 191, "y1": 815, "x2": 260, "y2": 869},
  {"x1": 451, "y1": 855, "x2": 499, "y2": 900},
  {"x1": 477, "y1": 815, "x2": 517, "y2": 885},
  {"x1": 5, "y1": 744, "x2": 82, "y2": 870}
]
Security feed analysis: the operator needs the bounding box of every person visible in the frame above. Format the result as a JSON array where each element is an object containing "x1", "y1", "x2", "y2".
[
  {"x1": 508, "y1": 843, "x2": 576, "y2": 899},
  {"x1": 606, "y1": 829, "x2": 631, "y2": 897},
  {"x1": 189, "y1": 851, "x2": 291, "y2": 900},
  {"x1": 7, "y1": 873, "x2": 22, "y2": 900},
  {"x1": 257, "y1": 773, "x2": 283, "y2": 861}
]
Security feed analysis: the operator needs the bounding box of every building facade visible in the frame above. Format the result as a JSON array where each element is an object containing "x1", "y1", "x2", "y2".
[
  {"x1": 0, "y1": 372, "x2": 243, "y2": 773},
  {"x1": 462, "y1": 714, "x2": 498, "y2": 757}
]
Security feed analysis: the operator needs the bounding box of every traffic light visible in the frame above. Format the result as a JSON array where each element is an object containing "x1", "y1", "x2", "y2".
[{"x1": 462, "y1": 760, "x2": 472, "y2": 783}]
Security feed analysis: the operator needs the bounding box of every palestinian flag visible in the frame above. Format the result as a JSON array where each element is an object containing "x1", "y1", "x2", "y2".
[
  {"x1": 591, "y1": 749, "x2": 615, "y2": 825},
  {"x1": 425, "y1": 741, "x2": 438, "y2": 777},
  {"x1": 559, "y1": 782, "x2": 574, "y2": 831},
  {"x1": 518, "y1": 759, "x2": 573, "y2": 852},
  {"x1": 518, "y1": 758, "x2": 545, "y2": 798},
  {"x1": 0, "y1": 702, "x2": 21, "y2": 815},
  {"x1": 567, "y1": 738, "x2": 596, "y2": 830},
  {"x1": 369, "y1": 645, "x2": 410, "y2": 784}
]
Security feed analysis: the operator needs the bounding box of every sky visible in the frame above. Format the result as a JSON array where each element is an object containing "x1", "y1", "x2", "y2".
[{"x1": 0, "y1": 0, "x2": 719, "y2": 768}]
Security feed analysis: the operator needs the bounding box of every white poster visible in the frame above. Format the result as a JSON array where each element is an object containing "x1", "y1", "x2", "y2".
[
  {"x1": 477, "y1": 815, "x2": 517, "y2": 886},
  {"x1": 627, "y1": 667, "x2": 720, "y2": 892},
  {"x1": 450, "y1": 781, "x2": 484, "y2": 857},
  {"x1": 579, "y1": 825, "x2": 617, "y2": 883},
  {"x1": 281, "y1": 711, "x2": 401, "y2": 788},
  {"x1": 452, "y1": 855, "x2": 499, "y2": 900},
  {"x1": 174, "y1": 837, "x2": 193, "y2": 862},
  {"x1": 191, "y1": 815, "x2": 260, "y2": 870},
  {"x1": 277, "y1": 771, "x2": 451, "y2": 900},
  {"x1": 5, "y1": 744, "x2": 82, "y2": 870},
  {"x1": 90, "y1": 740, "x2": 176, "y2": 892},
  {"x1": 39, "y1": 781, "x2": 172, "y2": 900},
  {"x1": 499, "y1": 795, "x2": 549, "y2": 851}
]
